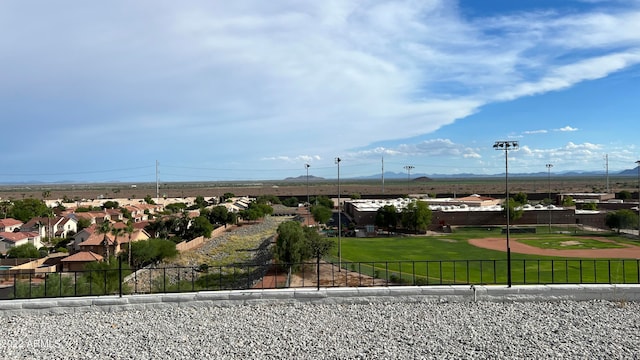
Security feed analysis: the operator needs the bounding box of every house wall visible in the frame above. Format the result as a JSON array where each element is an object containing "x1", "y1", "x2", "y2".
[{"x1": 0, "y1": 238, "x2": 28, "y2": 253}]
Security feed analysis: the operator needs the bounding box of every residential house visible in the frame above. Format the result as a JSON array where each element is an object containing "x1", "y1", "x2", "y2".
[
  {"x1": 61, "y1": 251, "x2": 104, "y2": 272},
  {"x1": 69, "y1": 211, "x2": 111, "y2": 226},
  {"x1": 0, "y1": 218, "x2": 22, "y2": 232},
  {"x1": 70, "y1": 224, "x2": 96, "y2": 252},
  {"x1": 105, "y1": 208, "x2": 124, "y2": 222},
  {"x1": 21, "y1": 216, "x2": 78, "y2": 239},
  {"x1": 0, "y1": 231, "x2": 42, "y2": 254},
  {"x1": 77, "y1": 230, "x2": 120, "y2": 259}
]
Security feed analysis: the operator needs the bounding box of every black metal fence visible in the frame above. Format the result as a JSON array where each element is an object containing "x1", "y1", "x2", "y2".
[{"x1": 2, "y1": 258, "x2": 640, "y2": 300}]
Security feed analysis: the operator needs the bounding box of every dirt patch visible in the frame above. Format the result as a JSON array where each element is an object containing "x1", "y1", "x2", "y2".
[
  {"x1": 560, "y1": 241, "x2": 581, "y2": 246},
  {"x1": 469, "y1": 237, "x2": 640, "y2": 259},
  {"x1": 289, "y1": 262, "x2": 388, "y2": 287}
]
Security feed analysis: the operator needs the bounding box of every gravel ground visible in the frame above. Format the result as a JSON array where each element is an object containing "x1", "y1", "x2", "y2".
[{"x1": 2, "y1": 300, "x2": 639, "y2": 359}]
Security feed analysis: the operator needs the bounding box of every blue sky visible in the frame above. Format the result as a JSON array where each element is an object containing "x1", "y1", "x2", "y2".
[{"x1": 1, "y1": 0, "x2": 639, "y2": 183}]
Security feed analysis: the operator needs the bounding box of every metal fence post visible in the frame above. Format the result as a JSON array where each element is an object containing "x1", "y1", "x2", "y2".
[{"x1": 118, "y1": 256, "x2": 123, "y2": 297}]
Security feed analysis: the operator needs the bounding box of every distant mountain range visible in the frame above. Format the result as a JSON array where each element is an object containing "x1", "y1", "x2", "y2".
[
  {"x1": 2, "y1": 167, "x2": 639, "y2": 186},
  {"x1": 352, "y1": 167, "x2": 640, "y2": 180}
]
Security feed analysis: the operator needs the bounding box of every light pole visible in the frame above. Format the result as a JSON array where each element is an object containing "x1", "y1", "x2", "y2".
[
  {"x1": 493, "y1": 140, "x2": 519, "y2": 287},
  {"x1": 404, "y1": 165, "x2": 414, "y2": 195},
  {"x1": 335, "y1": 157, "x2": 342, "y2": 271},
  {"x1": 636, "y1": 160, "x2": 640, "y2": 238},
  {"x1": 305, "y1": 163, "x2": 310, "y2": 226},
  {"x1": 546, "y1": 163, "x2": 553, "y2": 233}
]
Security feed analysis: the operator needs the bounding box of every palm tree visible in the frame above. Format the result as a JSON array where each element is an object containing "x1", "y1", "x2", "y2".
[
  {"x1": 110, "y1": 226, "x2": 124, "y2": 259},
  {"x1": 125, "y1": 221, "x2": 134, "y2": 267},
  {"x1": 97, "y1": 221, "x2": 112, "y2": 264}
]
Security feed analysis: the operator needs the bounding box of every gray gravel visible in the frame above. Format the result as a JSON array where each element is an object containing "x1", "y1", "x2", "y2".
[{"x1": 2, "y1": 300, "x2": 639, "y2": 359}]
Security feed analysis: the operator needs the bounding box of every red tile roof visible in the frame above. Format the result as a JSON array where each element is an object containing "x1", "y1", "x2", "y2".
[
  {"x1": 0, "y1": 231, "x2": 38, "y2": 242},
  {"x1": 0, "y1": 218, "x2": 23, "y2": 227},
  {"x1": 61, "y1": 251, "x2": 104, "y2": 262}
]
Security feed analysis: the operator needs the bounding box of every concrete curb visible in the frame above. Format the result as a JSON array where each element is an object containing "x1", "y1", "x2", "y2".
[{"x1": 1, "y1": 284, "x2": 639, "y2": 316}]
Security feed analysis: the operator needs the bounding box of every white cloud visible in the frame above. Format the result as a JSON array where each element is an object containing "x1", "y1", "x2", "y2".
[
  {"x1": 556, "y1": 126, "x2": 579, "y2": 132},
  {"x1": 1, "y1": 1, "x2": 640, "y2": 180},
  {"x1": 523, "y1": 130, "x2": 549, "y2": 135}
]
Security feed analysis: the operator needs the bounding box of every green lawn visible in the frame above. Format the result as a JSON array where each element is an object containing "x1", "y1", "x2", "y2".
[{"x1": 324, "y1": 227, "x2": 640, "y2": 285}]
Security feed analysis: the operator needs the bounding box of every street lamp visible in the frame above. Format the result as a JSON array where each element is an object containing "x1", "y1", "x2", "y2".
[
  {"x1": 335, "y1": 157, "x2": 342, "y2": 271},
  {"x1": 404, "y1": 165, "x2": 414, "y2": 195},
  {"x1": 493, "y1": 140, "x2": 519, "y2": 287},
  {"x1": 546, "y1": 163, "x2": 553, "y2": 234},
  {"x1": 305, "y1": 163, "x2": 310, "y2": 226}
]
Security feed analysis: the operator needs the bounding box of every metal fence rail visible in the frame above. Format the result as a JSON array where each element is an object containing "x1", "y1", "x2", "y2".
[{"x1": 2, "y1": 258, "x2": 640, "y2": 300}]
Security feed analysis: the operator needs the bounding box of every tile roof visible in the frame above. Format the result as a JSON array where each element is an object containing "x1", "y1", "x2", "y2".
[
  {"x1": 61, "y1": 251, "x2": 104, "y2": 262},
  {"x1": 79, "y1": 232, "x2": 116, "y2": 246},
  {"x1": 0, "y1": 231, "x2": 38, "y2": 242},
  {"x1": 0, "y1": 218, "x2": 23, "y2": 227}
]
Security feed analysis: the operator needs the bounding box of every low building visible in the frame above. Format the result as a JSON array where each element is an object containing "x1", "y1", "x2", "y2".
[{"x1": 61, "y1": 251, "x2": 104, "y2": 272}]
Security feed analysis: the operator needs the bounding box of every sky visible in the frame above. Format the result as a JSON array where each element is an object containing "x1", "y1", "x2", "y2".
[{"x1": 1, "y1": 0, "x2": 640, "y2": 183}]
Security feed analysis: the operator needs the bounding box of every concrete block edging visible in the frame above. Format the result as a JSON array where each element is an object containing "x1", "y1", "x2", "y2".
[{"x1": 1, "y1": 284, "x2": 640, "y2": 316}]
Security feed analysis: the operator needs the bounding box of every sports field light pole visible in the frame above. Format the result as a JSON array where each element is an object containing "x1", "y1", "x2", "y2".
[
  {"x1": 493, "y1": 140, "x2": 519, "y2": 288},
  {"x1": 546, "y1": 163, "x2": 553, "y2": 233},
  {"x1": 636, "y1": 160, "x2": 640, "y2": 238},
  {"x1": 404, "y1": 165, "x2": 414, "y2": 195},
  {"x1": 335, "y1": 157, "x2": 342, "y2": 271},
  {"x1": 305, "y1": 163, "x2": 311, "y2": 226}
]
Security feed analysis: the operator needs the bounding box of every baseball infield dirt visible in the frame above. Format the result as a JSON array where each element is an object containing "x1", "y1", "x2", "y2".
[{"x1": 469, "y1": 237, "x2": 640, "y2": 258}]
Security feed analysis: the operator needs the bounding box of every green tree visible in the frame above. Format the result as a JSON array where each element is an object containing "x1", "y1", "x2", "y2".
[
  {"x1": 503, "y1": 198, "x2": 524, "y2": 222},
  {"x1": 302, "y1": 226, "x2": 334, "y2": 260},
  {"x1": 562, "y1": 196, "x2": 575, "y2": 207},
  {"x1": 310, "y1": 205, "x2": 333, "y2": 225},
  {"x1": 256, "y1": 195, "x2": 281, "y2": 205},
  {"x1": 128, "y1": 238, "x2": 178, "y2": 268},
  {"x1": 102, "y1": 200, "x2": 119, "y2": 209},
  {"x1": 77, "y1": 218, "x2": 92, "y2": 231},
  {"x1": 312, "y1": 196, "x2": 334, "y2": 209},
  {"x1": 618, "y1": 190, "x2": 632, "y2": 200},
  {"x1": 208, "y1": 206, "x2": 230, "y2": 225},
  {"x1": 375, "y1": 205, "x2": 399, "y2": 234},
  {"x1": 605, "y1": 209, "x2": 637, "y2": 233},
  {"x1": 144, "y1": 195, "x2": 156, "y2": 205},
  {"x1": 401, "y1": 201, "x2": 432, "y2": 234},
  {"x1": 7, "y1": 243, "x2": 40, "y2": 258},
  {"x1": 512, "y1": 192, "x2": 528, "y2": 205},
  {"x1": 8, "y1": 198, "x2": 51, "y2": 222},
  {"x1": 0, "y1": 200, "x2": 12, "y2": 218},
  {"x1": 165, "y1": 202, "x2": 187, "y2": 213},
  {"x1": 581, "y1": 202, "x2": 598, "y2": 210},
  {"x1": 194, "y1": 196, "x2": 207, "y2": 208},
  {"x1": 275, "y1": 221, "x2": 306, "y2": 266},
  {"x1": 187, "y1": 216, "x2": 214, "y2": 238},
  {"x1": 282, "y1": 197, "x2": 300, "y2": 207},
  {"x1": 222, "y1": 193, "x2": 235, "y2": 202}
]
